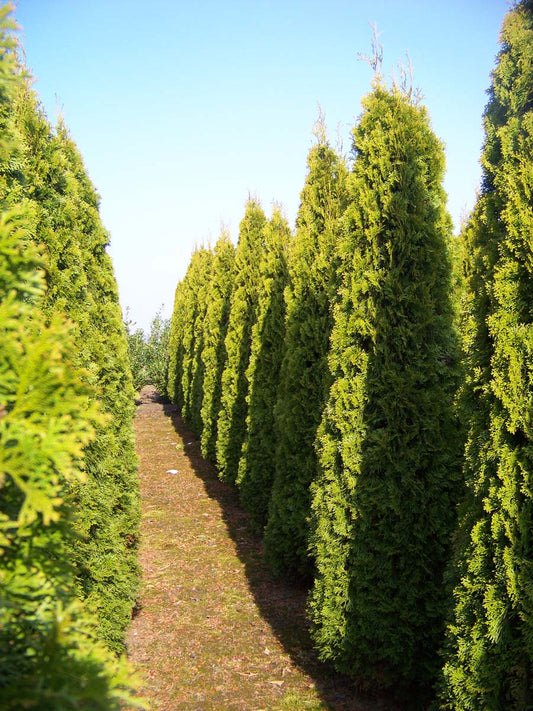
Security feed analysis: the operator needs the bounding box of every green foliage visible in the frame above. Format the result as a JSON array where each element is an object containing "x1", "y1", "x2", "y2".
[
  {"x1": 188, "y1": 251, "x2": 214, "y2": 436},
  {"x1": 176, "y1": 247, "x2": 213, "y2": 432},
  {"x1": 168, "y1": 279, "x2": 187, "y2": 408},
  {"x1": 216, "y1": 199, "x2": 267, "y2": 483},
  {"x1": 1, "y1": 55, "x2": 140, "y2": 653},
  {"x1": 236, "y1": 207, "x2": 291, "y2": 530},
  {"x1": 0, "y1": 90, "x2": 141, "y2": 711},
  {"x1": 145, "y1": 307, "x2": 171, "y2": 398},
  {"x1": 439, "y1": 3, "x2": 533, "y2": 708},
  {"x1": 168, "y1": 247, "x2": 213, "y2": 432},
  {"x1": 200, "y1": 231, "x2": 236, "y2": 461},
  {"x1": 264, "y1": 133, "x2": 348, "y2": 577},
  {"x1": 308, "y1": 86, "x2": 461, "y2": 695},
  {"x1": 124, "y1": 309, "x2": 149, "y2": 392}
]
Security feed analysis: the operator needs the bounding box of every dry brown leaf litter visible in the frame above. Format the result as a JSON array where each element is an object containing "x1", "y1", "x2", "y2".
[{"x1": 126, "y1": 386, "x2": 399, "y2": 711}]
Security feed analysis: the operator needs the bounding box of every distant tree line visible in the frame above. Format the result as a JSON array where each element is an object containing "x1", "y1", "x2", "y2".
[
  {"x1": 0, "y1": 4, "x2": 142, "y2": 708},
  {"x1": 124, "y1": 308, "x2": 171, "y2": 396},
  {"x1": 167, "y1": 2, "x2": 533, "y2": 708}
]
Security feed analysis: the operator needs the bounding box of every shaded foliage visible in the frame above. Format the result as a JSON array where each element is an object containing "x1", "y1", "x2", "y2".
[
  {"x1": 237, "y1": 207, "x2": 291, "y2": 531},
  {"x1": 200, "y1": 232, "x2": 236, "y2": 461},
  {"x1": 216, "y1": 199, "x2": 267, "y2": 483},
  {"x1": 308, "y1": 86, "x2": 461, "y2": 698},
  {"x1": 439, "y1": 3, "x2": 533, "y2": 708},
  {"x1": 264, "y1": 133, "x2": 348, "y2": 577},
  {"x1": 11, "y1": 92, "x2": 140, "y2": 652},
  {"x1": 0, "y1": 7, "x2": 142, "y2": 705}
]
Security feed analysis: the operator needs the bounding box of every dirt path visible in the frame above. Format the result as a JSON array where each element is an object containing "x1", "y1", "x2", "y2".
[{"x1": 127, "y1": 386, "x2": 397, "y2": 711}]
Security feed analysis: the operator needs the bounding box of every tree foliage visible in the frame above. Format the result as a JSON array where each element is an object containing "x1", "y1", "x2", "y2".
[
  {"x1": 216, "y1": 199, "x2": 267, "y2": 483},
  {"x1": 264, "y1": 132, "x2": 348, "y2": 576},
  {"x1": 439, "y1": 3, "x2": 533, "y2": 708},
  {"x1": 236, "y1": 207, "x2": 291, "y2": 530},
  {"x1": 308, "y1": 85, "x2": 461, "y2": 695},
  {"x1": 0, "y1": 6, "x2": 142, "y2": 705},
  {"x1": 124, "y1": 309, "x2": 148, "y2": 392},
  {"x1": 144, "y1": 308, "x2": 171, "y2": 399},
  {"x1": 12, "y1": 95, "x2": 140, "y2": 652},
  {"x1": 175, "y1": 247, "x2": 213, "y2": 433},
  {"x1": 200, "y1": 232, "x2": 236, "y2": 461}
]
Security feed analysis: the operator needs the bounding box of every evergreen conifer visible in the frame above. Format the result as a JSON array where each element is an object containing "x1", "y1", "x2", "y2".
[
  {"x1": 216, "y1": 199, "x2": 267, "y2": 483},
  {"x1": 200, "y1": 231, "x2": 236, "y2": 461},
  {"x1": 168, "y1": 279, "x2": 187, "y2": 408},
  {"x1": 308, "y1": 84, "x2": 461, "y2": 695},
  {"x1": 264, "y1": 131, "x2": 348, "y2": 576},
  {"x1": 0, "y1": 8, "x2": 140, "y2": 704},
  {"x1": 1, "y1": 71, "x2": 140, "y2": 653},
  {"x1": 440, "y1": 3, "x2": 533, "y2": 708},
  {"x1": 236, "y1": 207, "x2": 291, "y2": 530},
  {"x1": 178, "y1": 246, "x2": 213, "y2": 431}
]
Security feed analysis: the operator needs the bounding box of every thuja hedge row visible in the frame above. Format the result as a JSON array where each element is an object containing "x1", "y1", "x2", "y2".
[
  {"x1": 168, "y1": 1, "x2": 532, "y2": 708},
  {"x1": 0, "y1": 6, "x2": 141, "y2": 708}
]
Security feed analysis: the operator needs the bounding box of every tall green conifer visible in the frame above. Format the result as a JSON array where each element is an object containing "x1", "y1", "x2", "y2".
[
  {"x1": 9, "y1": 85, "x2": 140, "y2": 653},
  {"x1": 168, "y1": 279, "x2": 187, "y2": 408},
  {"x1": 188, "y1": 248, "x2": 214, "y2": 436},
  {"x1": 200, "y1": 231, "x2": 236, "y2": 461},
  {"x1": 236, "y1": 207, "x2": 291, "y2": 530},
  {"x1": 264, "y1": 131, "x2": 348, "y2": 576},
  {"x1": 308, "y1": 85, "x2": 460, "y2": 695},
  {"x1": 216, "y1": 199, "x2": 267, "y2": 483},
  {"x1": 178, "y1": 246, "x2": 212, "y2": 429},
  {"x1": 440, "y1": 3, "x2": 533, "y2": 708},
  {"x1": 0, "y1": 8, "x2": 139, "y2": 705}
]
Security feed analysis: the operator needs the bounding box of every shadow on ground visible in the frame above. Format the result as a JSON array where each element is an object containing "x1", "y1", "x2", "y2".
[{"x1": 151, "y1": 390, "x2": 399, "y2": 711}]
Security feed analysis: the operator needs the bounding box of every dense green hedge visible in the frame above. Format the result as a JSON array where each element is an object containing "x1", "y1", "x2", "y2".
[
  {"x1": 264, "y1": 133, "x2": 348, "y2": 577},
  {"x1": 10, "y1": 89, "x2": 140, "y2": 654},
  {"x1": 200, "y1": 232, "x2": 235, "y2": 461},
  {"x1": 0, "y1": 6, "x2": 140, "y2": 706},
  {"x1": 439, "y1": 2, "x2": 533, "y2": 708},
  {"x1": 236, "y1": 207, "x2": 291, "y2": 530},
  {"x1": 216, "y1": 199, "x2": 267, "y2": 483},
  {"x1": 166, "y1": 3, "x2": 533, "y2": 705},
  {"x1": 308, "y1": 85, "x2": 461, "y2": 698}
]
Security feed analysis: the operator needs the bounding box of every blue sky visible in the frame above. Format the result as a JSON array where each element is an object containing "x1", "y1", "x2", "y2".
[{"x1": 15, "y1": 0, "x2": 509, "y2": 332}]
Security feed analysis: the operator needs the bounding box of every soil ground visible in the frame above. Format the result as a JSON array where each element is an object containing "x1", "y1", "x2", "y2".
[{"x1": 126, "y1": 385, "x2": 400, "y2": 711}]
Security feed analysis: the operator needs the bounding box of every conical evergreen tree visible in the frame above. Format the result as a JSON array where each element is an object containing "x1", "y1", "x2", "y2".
[
  {"x1": 9, "y1": 83, "x2": 140, "y2": 653},
  {"x1": 0, "y1": 8, "x2": 139, "y2": 705},
  {"x1": 168, "y1": 279, "x2": 187, "y2": 409},
  {"x1": 188, "y1": 248, "x2": 214, "y2": 436},
  {"x1": 308, "y1": 84, "x2": 461, "y2": 695},
  {"x1": 264, "y1": 130, "x2": 348, "y2": 577},
  {"x1": 236, "y1": 207, "x2": 291, "y2": 530},
  {"x1": 216, "y1": 199, "x2": 267, "y2": 483},
  {"x1": 200, "y1": 231, "x2": 236, "y2": 461},
  {"x1": 440, "y1": 3, "x2": 533, "y2": 708},
  {"x1": 178, "y1": 246, "x2": 212, "y2": 429}
]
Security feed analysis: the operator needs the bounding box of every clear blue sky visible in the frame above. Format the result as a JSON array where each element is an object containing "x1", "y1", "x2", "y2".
[{"x1": 15, "y1": 0, "x2": 509, "y2": 333}]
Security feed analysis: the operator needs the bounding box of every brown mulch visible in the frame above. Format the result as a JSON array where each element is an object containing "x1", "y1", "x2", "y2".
[{"x1": 126, "y1": 385, "x2": 400, "y2": 711}]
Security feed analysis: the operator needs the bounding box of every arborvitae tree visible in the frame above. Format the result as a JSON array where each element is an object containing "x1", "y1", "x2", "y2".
[
  {"x1": 9, "y1": 83, "x2": 140, "y2": 653},
  {"x1": 0, "y1": 8, "x2": 140, "y2": 706},
  {"x1": 200, "y1": 231, "x2": 236, "y2": 461},
  {"x1": 178, "y1": 246, "x2": 213, "y2": 431},
  {"x1": 168, "y1": 279, "x2": 187, "y2": 408},
  {"x1": 0, "y1": 208, "x2": 140, "y2": 711},
  {"x1": 216, "y1": 199, "x2": 267, "y2": 483},
  {"x1": 264, "y1": 130, "x2": 348, "y2": 577},
  {"x1": 308, "y1": 84, "x2": 461, "y2": 696},
  {"x1": 236, "y1": 207, "x2": 291, "y2": 530},
  {"x1": 440, "y1": 3, "x2": 533, "y2": 708},
  {"x1": 188, "y1": 249, "x2": 214, "y2": 436}
]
